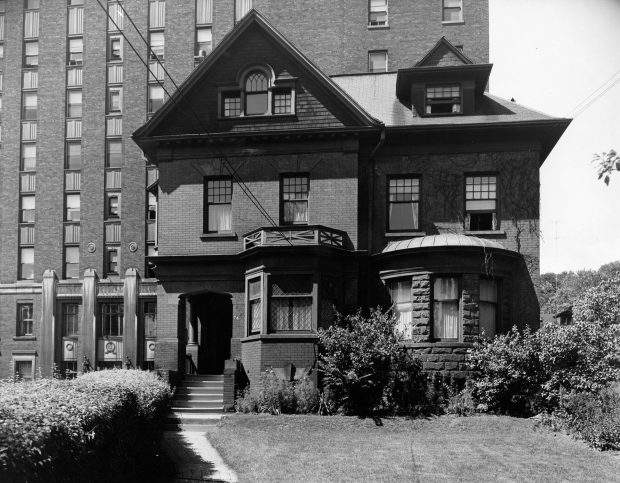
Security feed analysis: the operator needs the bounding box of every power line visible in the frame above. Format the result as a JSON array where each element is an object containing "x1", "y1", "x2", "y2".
[{"x1": 566, "y1": 67, "x2": 620, "y2": 118}]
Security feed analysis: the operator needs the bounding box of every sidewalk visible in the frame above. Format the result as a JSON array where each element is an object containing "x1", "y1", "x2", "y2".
[{"x1": 161, "y1": 429, "x2": 238, "y2": 482}]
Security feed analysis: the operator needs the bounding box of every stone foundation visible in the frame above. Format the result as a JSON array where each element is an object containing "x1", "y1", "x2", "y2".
[{"x1": 405, "y1": 342, "x2": 475, "y2": 380}]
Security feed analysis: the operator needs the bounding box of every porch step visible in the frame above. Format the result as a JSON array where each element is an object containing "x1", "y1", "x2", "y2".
[{"x1": 167, "y1": 374, "x2": 225, "y2": 432}]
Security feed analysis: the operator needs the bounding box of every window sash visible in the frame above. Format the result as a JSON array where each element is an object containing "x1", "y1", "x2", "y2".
[
  {"x1": 100, "y1": 303, "x2": 123, "y2": 337},
  {"x1": 235, "y1": 0, "x2": 252, "y2": 21},
  {"x1": 63, "y1": 304, "x2": 80, "y2": 336},
  {"x1": 18, "y1": 303, "x2": 34, "y2": 336},
  {"x1": 196, "y1": 0, "x2": 213, "y2": 24},
  {"x1": 433, "y1": 277, "x2": 459, "y2": 339},
  {"x1": 148, "y1": 85, "x2": 164, "y2": 113},
  {"x1": 149, "y1": 0, "x2": 166, "y2": 28},
  {"x1": 108, "y1": 3, "x2": 124, "y2": 31},
  {"x1": 24, "y1": 10, "x2": 39, "y2": 38},
  {"x1": 369, "y1": 51, "x2": 387, "y2": 72},
  {"x1": 68, "y1": 6, "x2": 83, "y2": 35},
  {"x1": 144, "y1": 302, "x2": 157, "y2": 337}
]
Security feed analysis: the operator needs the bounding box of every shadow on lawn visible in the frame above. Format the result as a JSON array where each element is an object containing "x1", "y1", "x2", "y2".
[{"x1": 159, "y1": 432, "x2": 222, "y2": 483}]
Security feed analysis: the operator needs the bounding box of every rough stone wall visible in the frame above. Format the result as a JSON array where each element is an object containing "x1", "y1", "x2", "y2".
[
  {"x1": 411, "y1": 273, "x2": 431, "y2": 342},
  {"x1": 461, "y1": 274, "x2": 480, "y2": 342},
  {"x1": 407, "y1": 343, "x2": 473, "y2": 380}
]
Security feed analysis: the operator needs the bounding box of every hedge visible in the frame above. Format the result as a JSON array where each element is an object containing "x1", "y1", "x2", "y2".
[{"x1": 0, "y1": 369, "x2": 173, "y2": 483}]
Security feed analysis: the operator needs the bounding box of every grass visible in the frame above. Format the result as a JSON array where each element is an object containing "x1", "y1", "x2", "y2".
[{"x1": 206, "y1": 414, "x2": 620, "y2": 482}]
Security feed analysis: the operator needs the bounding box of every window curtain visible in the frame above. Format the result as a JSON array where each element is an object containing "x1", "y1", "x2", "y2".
[
  {"x1": 284, "y1": 201, "x2": 307, "y2": 223},
  {"x1": 68, "y1": 7, "x2": 83, "y2": 35},
  {"x1": 108, "y1": 4, "x2": 124, "y2": 31},
  {"x1": 433, "y1": 278, "x2": 459, "y2": 339},
  {"x1": 24, "y1": 11, "x2": 39, "y2": 38},
  {"x1": 149, "y1": 1, "x2": 166, "y2": 28},
  {"x1": 196, "y1": 0, "x2": 213, "y2": 24},
  {"x1": 208, "y1": 204, "x2": 232, "y2": 231},
  {"x1": 270, "y1": 298, "x2": 312, "y2": 331},
  {"x1": 389, "y1": 202, "x2": 418, "y2": 230},
  {"x1": 389, "y1": 279, "x2": 413, "y2": 340},
  {"x1": 235, "y1": 0, "x2": 252, "y2": 21}
]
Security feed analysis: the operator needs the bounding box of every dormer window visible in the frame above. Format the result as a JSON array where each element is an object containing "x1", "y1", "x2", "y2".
[
  {"x1": 220, "y1": 66, "x2": 295, "y2": 118},
  {"x1": 425, "y1": 85, "x2": 461, "y2": 115},
  {"x1": 245, "y1": 71, "x2": 268, "y2": 115}
]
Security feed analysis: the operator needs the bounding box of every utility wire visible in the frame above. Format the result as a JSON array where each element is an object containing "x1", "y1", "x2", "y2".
[
  {"x1": 95, "y1": 0, "x2": 287, "y2": 235},
  {"x1": 566, "y1": 67, "x2": 620, "y2": 118}
]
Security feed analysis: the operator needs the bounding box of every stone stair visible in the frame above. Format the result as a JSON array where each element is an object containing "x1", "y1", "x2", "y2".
[{"x1": 166, "y1": 374, "x2": 224, "y2": 432}]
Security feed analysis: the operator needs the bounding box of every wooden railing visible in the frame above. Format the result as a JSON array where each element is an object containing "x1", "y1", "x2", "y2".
[{"x1": 243, "y1": 225, "x2": 348, "y2": 251}]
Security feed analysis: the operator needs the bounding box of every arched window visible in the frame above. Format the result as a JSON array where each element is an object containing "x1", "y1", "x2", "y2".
[{"x1": 245, "y1": 71, "x2": 268, "y2": 116}]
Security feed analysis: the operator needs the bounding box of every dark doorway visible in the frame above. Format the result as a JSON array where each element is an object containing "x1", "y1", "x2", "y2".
[{"x1": 192, "y1": 292, "x2": 232, "y2": 374}]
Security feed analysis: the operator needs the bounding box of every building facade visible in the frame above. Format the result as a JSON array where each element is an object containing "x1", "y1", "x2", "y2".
[{"x1": 0, "y1": 1, "x2": 567, "y2": 391}]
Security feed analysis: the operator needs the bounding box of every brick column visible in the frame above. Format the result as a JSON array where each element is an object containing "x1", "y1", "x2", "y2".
[
  {"x1": 123, "y1": 268, "x2": 140, "y2": 368},
  {"x1": 411, "y1": 273, "x2": 431, "y2": 342},
  {"x1": 80, "y1": 269, "x2": 98, "y2": 371},
  {"x1": 462, "y1": 274, "x2": 480, "y2": 342},
  {"x1": 39, "y1": 270, "x2": 59, "y2": 377}
]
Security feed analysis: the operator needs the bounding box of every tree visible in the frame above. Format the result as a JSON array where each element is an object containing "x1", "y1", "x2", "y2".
[{"x1": 593, "y1": 150, "x2": 620, "y2": 185}]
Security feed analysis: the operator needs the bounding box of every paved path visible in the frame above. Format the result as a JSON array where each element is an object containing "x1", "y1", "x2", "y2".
[{"x1": 161, "y1": 429, "x2": 238, "y2": 482}]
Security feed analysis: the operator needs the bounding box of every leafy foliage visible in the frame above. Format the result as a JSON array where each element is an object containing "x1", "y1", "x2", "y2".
[
  {"x1": 317, "y1": 308, "x2": 424, "y2": 415},
  {"x1": 0, "y1": 369, "x2": 172, "y2": 483},
  {"x1": 235, "y1": 370, "x2": 318, "y2": 415},
  {"x1": 593, "y1": 149, "x2": 620, "y2": 185},
  {"x1": 469, "y1": 323, "x2": 620, "y2": 416},
  {"x1": 572, "y1": 275, "x2": 620, "y2": 325}
]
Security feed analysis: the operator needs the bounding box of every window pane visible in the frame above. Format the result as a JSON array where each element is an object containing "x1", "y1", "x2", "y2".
[
  {"x1": 245, "y1": 93, "x2": 268, "y2": 115},
  {"x1": 107, "y1": 140, "x2": 122, "y2": 167},
  {"x1": 269, "y1": 298, "x2": 312, "y2": 331},
  {"x1": 434, "y1": 277, "x2": 458, "y2": 300},
  {"x1": 66, "y1": 194, "x2": 80, "y2": 221},
  {"x1": 480, "y1": 279, "x2": 497, "y2": 302},
  {"x1": 223, "y1": 93, "x2": 240, "y2": 117},
  {"x1": 369, "y1": 51, "x2": 387, "y2": 72},
  {"x1": 433, "y1": 301, "x2": 459, "y2": 338},
  {"x1": 208, "y1": 204, "x2": 231, "y2": 231},
  {"x1": 479, "y1": 303, "x2": 496, "y2": 338}
]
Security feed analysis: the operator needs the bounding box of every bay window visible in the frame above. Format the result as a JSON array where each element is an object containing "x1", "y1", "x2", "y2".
[
  {"x1": 247, "y1": 277, "x2": 262, "y2": 334},
  {"x1": 388, "y1": 279, "x2": 413, "y2": 340},
  {"x1": 479, "y1": 278, "x2": 498, "y2": 338},
  {"x1": 433, "y1": 277, "x2": 459, "y2": 339},
  {"x1": 269, "y1": 275, "x2": 313, "y2": 332}
]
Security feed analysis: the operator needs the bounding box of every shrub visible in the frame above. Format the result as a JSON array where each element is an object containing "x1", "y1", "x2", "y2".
[
  {"x1": 547, "y1": 385, "x2": 620, "y2": 451},
  {"x1": 318, "y1": 308, "x2": 425, "y2": 415},
  {"x1": 572, "y1": 275, "x2": 620, "y2": 325},
  {"x1": 469, "y1": 323, "x2": 620, "y2": 415},
  {"x1": 0, "y1": 369, "x2": 172, "y2": 483},
  {"x1": 234, "y1": 370, "x2": 318, "y2": 415}
]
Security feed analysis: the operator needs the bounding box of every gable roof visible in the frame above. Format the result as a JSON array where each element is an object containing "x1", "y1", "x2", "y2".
[
  {"x1": 415, "y1": 37, "x2": 474, "y2": 67},
  {"x1": 133, "y1": 10, "x2": 381, "y2": 143}
]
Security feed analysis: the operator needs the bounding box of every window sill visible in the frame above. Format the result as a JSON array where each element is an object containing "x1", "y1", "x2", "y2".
[
  {"x1": 200, "y1": 232, "x2": 238, "y2": 241},
  {"x1": 241, "y1": 333, "x2": 317, "y2": 343},
  {"x1": 442, "y1": 20, "x2": 465, "y2": 26},
  {"x1": 385, "y1": 231, "x2": 425, "y2": 238},
  {"x1": 367, "y1": 24, "x2": 389, "y2": 30},
  {"x1": 464, "y1": 230, "x2": 505, "y2": 237},
  {"x1": 13, "y1": 336, "x2": 36, "y2": 341}
]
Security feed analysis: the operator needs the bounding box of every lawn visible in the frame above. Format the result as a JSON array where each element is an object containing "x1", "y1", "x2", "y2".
[{"x1": 206, "y1": 414, "x2": 620, "y2": 482}]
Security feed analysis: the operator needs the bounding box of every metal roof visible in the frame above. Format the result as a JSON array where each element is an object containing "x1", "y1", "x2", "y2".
[{"x1": 382, "y1": 234, "x2": 506, "y2": 253}]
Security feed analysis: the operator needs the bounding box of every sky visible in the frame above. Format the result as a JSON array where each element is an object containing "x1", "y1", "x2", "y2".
[{"x1": 488, "y1": 0, "x2": 620, "y2": 274}]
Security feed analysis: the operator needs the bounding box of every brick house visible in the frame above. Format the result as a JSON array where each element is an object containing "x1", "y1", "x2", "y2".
[{"x1": 133, "y1": 11, "x2": 570, "y2": 401}]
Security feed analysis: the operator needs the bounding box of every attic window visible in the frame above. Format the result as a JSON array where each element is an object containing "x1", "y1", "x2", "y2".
[
  {"x1": 245, "y1": 71, "x2": 268, "y2": 115},
  {"x1": 425, "y1": 85, "x2": 461, "y2": 115}
]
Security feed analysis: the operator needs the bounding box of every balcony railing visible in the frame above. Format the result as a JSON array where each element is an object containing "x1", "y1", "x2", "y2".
[{"x1": 243, "y1": 225, "x2": 348, "y2": 251}]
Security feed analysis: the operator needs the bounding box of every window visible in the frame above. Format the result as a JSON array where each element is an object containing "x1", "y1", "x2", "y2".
[
  {"x1": 433, "y1": 277, "x2": 459, "y2": 340},
  {"x1": 17, "y1": 303, "x2": 34, "y2": 336},
  {"x1": 149, "y1": 0, "x2": 166, "y2": 29},
  {"x1": 13, "y1": 357, "x2": 35, "y2": 381},
  {"x1": 106, "y1": 194, "x2": 120, "y2": 218},
  {"x1": 63, "y1": 303, "x2": 80, "y2": 336},
  {"x1": 20, "y1": 195, "x2": 35, "y2": 223},
  {"x1": 245, "y1": 71, "x2": 268, "y2": 116},
  {"x1": 106, "y1": 247, "x2": 119, "y2": 275},
  {"x1": 24, "y1": 9, "x2": 39, "y2": 38},
  {"x1": 272, "y1": 89, "x2": 292, "y2": 115},
  {"x1": 425, "y1": 85, "x2": 461, "y2": 114},
  {"x1": 195, "y1": 27, "x2": 212, "y2": 56},
  {"x1": 24, "y1": 0, "x2": 40, "y2": 9},
  {"x1": 24, "y1": 41, "x2": 38, "y2": 67},
  {"x1": 247, "y1": 277, "x2": 261, "y2": 334},
  {"x1": 67, "y1": 90, "x2": 82, "y2": 118},
  {"x1": 479, "y1": 279, "x2": 498, "y2": 338},
  {"x1": 388, "y1": 279, "x2": 413, "y2": 340},
  {"x1": 106, "y1": 139, "x2": 122, "y2": 167},
  {"x1": 108, "y1": 2, "x2": 124, "y2": 31},
  {"x1": 68, "y1": 37, "x2": 83, "y2": 65},
  {"x1": 235, "y1": 0, "x2": 252, "y2": 22},
  {"x1": 222, "y1": 91, "x2": 241, "y2": 117},
  {"x1": 109, "y1": 36, "x2": 122, "y2": 61},
  {"x1": 65, "y1": 194, "x2": 80, "y2": 221},
  {"x1": 368, "y1": 50, "x2": 388, "y2": 73},
  {"x1": 205, "y1": 178, "x2": 232, "y2": 232},
  {"x1": 465, "y1": 175, "x2": 497, "y2": 231},
  {"x1": 388, "y1": 177, "x2": 420, "y2": 231},
  {"x1": 21, "y1": 144, "x2": 36, "y2": 170},
  {"x1": 149, "y1": 31, "x2": 164, "y2": 60},
  {"x1": 144, "y1": 301, "x2": 157, "y2": 338},
  {"x1": 99, "y1": 302, "x2": 123, "y2": 337},
  {"x1": 147, "y1": 191, "x2": 157, "y2": 220},
  {"x1": 269, "y1": 275, "x2": 313, "y2": 332},
  {"x1": 369, "y1": 0, "x2": 388, "y2": 26},
  {"x1": 148, "y1": 85, "x2": 164, "y2": 113},
  {"x1": 19, "y1": 248, "x2": 34, "y2": 280},
  {"x1": 64, "y1": 246, "x2": 79, "y2": 279},
  {"x1": 107, "y1": 87, "x2": 122, "y2": 113},
  {"x1": 68, "y1": 5, "x2": 83, "y2": 35},
  {"x1": 66, "y1": 142, "x2": 81, "y2": 169},
  {"x1": 196, "y1": 0, "x2": 213, "y2": 24},
  {"x1": 281, "y1": 175, "x2": 309, "y2": 225},
  {"x1": 22, "y1": 92, "x2": 37, "y2": 120},
  {"x1": 443, "y1": 0, "x2": 463, "y2": 22}
]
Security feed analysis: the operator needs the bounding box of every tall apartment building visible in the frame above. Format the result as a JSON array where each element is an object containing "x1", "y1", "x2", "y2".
[{"x1": 0, "y1": 1, "x2": 514, "y2": 382}]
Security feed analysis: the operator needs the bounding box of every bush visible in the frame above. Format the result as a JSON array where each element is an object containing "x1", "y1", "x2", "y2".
[
  {"x1": 572, "y1": 275, "x2": 620, "y2": 325},
  {"x1": 546, "y1": 385, "x2": 620, "y2": 451},
  {"x1": 234, "y1": 370, "x2": 318, "y2": 414},
  {"x1": 0, "y1": 369, "x2": 172, "y2": 483},
  {"x1": 469, "y1": 323, "x2": 620, "y2": 415},
  {"x1": 318, "y1": 308, "x2": 425, "y2": 415}
]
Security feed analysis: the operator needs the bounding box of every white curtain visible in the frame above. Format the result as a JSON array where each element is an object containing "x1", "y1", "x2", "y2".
[
  {"x1": 284, "y1": 201, "x2": 307, "y2": 223},
  {"x1": 68, "y1": 7, "x2": 83, "y2": 35},
  {"x1": 108, "y1": 3, "x2": 124, "y2": 31},
  {"x1": 196, "y1": 0, "x2": 213, "y2": 24},
  {"x1": 208, "y1": 204, "x2": 232, "y2": 232},
  {"x1": 24, "y1": 11, "x2": 39, "y2": 38},
  {"x1": 149, "y1": 1, "x2": 166, "y2": 28},
  {"x1": 433, "y1": 277, "x2": 459, "y2": 339},
  {"x1": 235, "y1": 0, "x2": 252, "y2": 21},
  {"x1": 389, "y1": 202, "x2": 418, "y2": 230}
]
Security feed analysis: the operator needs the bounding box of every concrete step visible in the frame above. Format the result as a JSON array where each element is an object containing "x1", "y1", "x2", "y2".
[
  {"x1": 184, "y1": 374, "x2": 223, "y2": 381},
  {"x1": 167, "y1": 413, "x2": 224, "y2": 425},
  {"x1": 171, "y1": 406, "x2": 224, "y2": 414},
  {"x1": 172, "y1": 398, "x2": 223, "y2": 407},
  {"x1": 178, "y1": 381, "x2": 224, "y2": 388},
  {"x1": 164, "y1": 422, "x2": 220, "y2": 432},
  {"x1": 175, "y1": 387, "x2": 223, "y2": 396}
]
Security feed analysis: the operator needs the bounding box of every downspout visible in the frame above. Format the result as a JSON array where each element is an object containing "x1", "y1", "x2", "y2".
[{"x1": 364, "y1": 125, "x2": 386, "y2": 307}]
